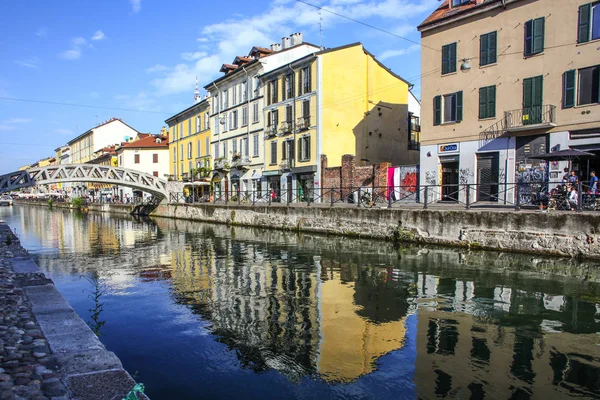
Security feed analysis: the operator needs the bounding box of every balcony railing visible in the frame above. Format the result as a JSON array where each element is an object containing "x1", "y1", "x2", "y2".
[
  {"x1": 214, "y1": 159, "x2": 230, "y2": 171},
  {"x1": 280, "y1": 159, "x2": 290, "y2": 170},
  {"x1": 232, "y1": 157, "x2": 251, "y2": 169},
  {"x1": 297, "y1": 116, "x2": 310, "y2": 131},
  {"x1": 505, "y1": 105, "x2": 556, "y2": 132},
  {"x1": 278, "y1": 121, "x2": 292, "y2": 135},
  {"x1": 265, "y1": 125, "x2": 277, "y2": 138}
]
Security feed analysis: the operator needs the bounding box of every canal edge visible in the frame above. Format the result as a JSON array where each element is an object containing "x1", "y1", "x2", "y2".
[{"x1": 0, "y1": 219, "x2": 148, "y2": 400}]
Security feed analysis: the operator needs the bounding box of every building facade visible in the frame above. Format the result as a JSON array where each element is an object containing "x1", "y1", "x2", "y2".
[
  {"x1": 165, "y1": 97, "x2": 211, "y2": 182},
  {"x1": 205, "y1": 34, "x2": 320, "y2": 200},
  {"x1": 262, "y1": 42, "x2": 419, "y2": 202},
  {"x1": 418, "y1": 0, "x2": 600, "y2": 204},
  {"x1": 67, "y1": 118, "x2": 139, "y2": 164}
]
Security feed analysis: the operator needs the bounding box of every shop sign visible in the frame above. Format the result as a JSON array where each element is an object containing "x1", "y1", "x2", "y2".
[{"x1": 438, "y1": 143, "x2": 459, "y2": 154}]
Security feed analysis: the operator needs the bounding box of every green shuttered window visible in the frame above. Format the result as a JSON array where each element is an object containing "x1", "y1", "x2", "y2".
[
  {"x1": 480, "y1": 32, "x2": 497, "y2": 66},
  {"x1": 479, "y1": 86, "x2": 496, "y2": 119},
  {"x1": 434, "y1": 96, "x2": 442, "y2": 126},
  {"x1": 579, "y1": 3, "x2": 591, "y2": 43},
  {"x1": 433, "y1": 91, "x2": 462, "y2": 125},
  {"x1": 442, "y1": 42, "x2": 457, "y2": 75},
  {"x1": 524, "y1": 17, "x2": 545, "y2": 56},
  {"x1": 562, "y1": 70, "x2": 576, "y2": 108}
]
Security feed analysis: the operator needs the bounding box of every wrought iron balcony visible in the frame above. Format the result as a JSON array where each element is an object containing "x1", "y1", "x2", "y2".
[
  {"x1": 264, "y1": 125, "x2": 277, "y2": 138},
  {"x1": 232, "y1": 157, "x2": 251, "y2": 170},
  {"x1": 504, "y1": 105, "x2": 556, "y2": 132},
  {"x1": 213, "y1": 159, "x2": 230, "y2": 171},
  {"x1": 278, "y1": 121, "x2": 292, "y2": 135},
  {"x1": 296, "y1": 116, "x2": 310, "y2": 131}
]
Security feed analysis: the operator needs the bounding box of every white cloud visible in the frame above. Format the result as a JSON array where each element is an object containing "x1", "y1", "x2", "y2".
[
  {"x1": 36, "y1": 27, "x2": 47, "y2": 38},
  {"x1": 181, "y1": 52, "x2": 208, "y2": 61},
  {"x1": 378, "y1": 44, "x2": 419, "y2": 61},
  {"x1": 15, "y1": 57, "x2": 40, "y2": 70},
  {"x1": 92, "y1": 30, "x2": 106, "y2": 41},
  {"x1": 114, "y1": 91, "x2": 158, "y2": 111},
  {"x1": 59, "y1": 37, "x2": 88, "y2": 60},
  {"x1": 146, "y1": 64, "x2": 168, "y2": 73},
  {"x1": 130, "y1": 0, "x2": 142, "y2": 13},
  {"x1": 0, "y1": 118, "x2": 31, "y2": 131},
  {"x1": 54, "y1": 128, "x2": 73, "y2": 136},
  {"x1": 196, "y1": 38, "x2": 209, "y2": 43}
]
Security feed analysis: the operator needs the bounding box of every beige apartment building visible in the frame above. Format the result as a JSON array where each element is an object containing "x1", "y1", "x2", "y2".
[{"x1": 418, "y1": 0, "x2": 600, "y2": 203}]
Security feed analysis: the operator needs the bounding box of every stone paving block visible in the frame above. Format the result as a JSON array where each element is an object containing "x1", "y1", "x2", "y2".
[
  {"x1": 64, "y1": 369, "x2": 139, "y2": 400},
  {"x1": 35, "y1": 310, "x2": 91, "y2": 337},
  {"x1": 26, "y1": 284, "x2": 74, "y2": 315},
  {"x1": 46, "y1": 330, "x2": 105, "y2": 354},
  {"x1": 54, "y1": 349, "x2": 123, "y2": 375},
  {"x1": 10, "y1": 257, "x2": 42, "y2": 274}
]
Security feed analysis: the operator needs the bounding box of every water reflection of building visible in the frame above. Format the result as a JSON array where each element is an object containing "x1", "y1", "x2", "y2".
[{"x1": 413, "y1": 272, "x2": 600, "y2": 399}]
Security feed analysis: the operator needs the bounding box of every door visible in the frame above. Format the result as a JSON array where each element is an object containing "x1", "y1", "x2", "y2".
[
  {"x1": 523, "y1": 76, "x2": 543, "y2": 125},
  {"x1": 477, "y1": 153, "x2": 499, "y2": 202},
  {"x1": 441, "y1": 162, "x2": 459, "y2": 201}
]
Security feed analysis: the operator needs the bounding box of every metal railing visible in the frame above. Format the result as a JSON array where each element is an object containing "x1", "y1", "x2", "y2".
[
  {"x1": 504, "y1": 104, "x2": 556, "y2": 130},
  {"x1": 167, "y1": 181, "x2": 600, "y2": 212}
]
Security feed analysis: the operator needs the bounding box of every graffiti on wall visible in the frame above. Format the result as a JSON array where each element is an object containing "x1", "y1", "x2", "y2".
[
  {"x1": 425, "y1": 171, "x2": 437, "y2": 186},
  {"x1": 400, "y1": 166, "x2": 418, "y2": 194},
  {"x1": 515, "y1": 163, "x2": 547, "y2": 205},
  {"x1": 459, "y1": 168, "x2": 474, "y2": 185}
]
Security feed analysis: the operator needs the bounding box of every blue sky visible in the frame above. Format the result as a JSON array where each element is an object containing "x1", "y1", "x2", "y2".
[{"x1": 0, "y1": 0, "x2": 438, "y2": 173}]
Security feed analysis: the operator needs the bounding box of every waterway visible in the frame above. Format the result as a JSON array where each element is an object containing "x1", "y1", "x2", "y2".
[{"x1": 1, "y1": 205, "x2": 600, "y2": 399}]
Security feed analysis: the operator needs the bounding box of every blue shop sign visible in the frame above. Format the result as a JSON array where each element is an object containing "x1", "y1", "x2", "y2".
[{"x1": 438, "y1": 143, "x2": 459, "y2": 153}]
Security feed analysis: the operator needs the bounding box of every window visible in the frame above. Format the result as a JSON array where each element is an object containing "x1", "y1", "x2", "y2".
[
  {"x1": 253, "y1": 134, "x2": 259, "y2": 157},
  {"x1": 269, "y1": 109, "x2": 279, "y2": 127},
  {"x1": 214, "y1": 117, "x2": 220, "y2": 135},
  {"x1": 298, "y1": 135, "x2": 310, "y2": 161},
  {"x1": 242, "y1": 137, "x2": 249, "y2": 157},
  {"x1": 188, "y1": 119, "x2": 192, "y2": 136},
  {"x1": 577, "y1": 65, "x2": 600, "y2": 105},
  {"x1": 242, "y1": 106, "x2": 248, "y2": 126},
  {"x1": 479, "y1": 86, "x2": 496, "y2": 119},
  {"x1": 223, "y1": 141, "x2": 228, "y2": 158},
  {"x1": 522, "y1": 75, "x2": 544, "y2": 124},
  {"x1": 578, "y1": 2, "x2": 600, "y2": 44},
  {"x1": 270, "y1": 141, "x2": 277, "y2": 165},
  {"x1": 243, "y1": 81, "x2": 248, "y2": 102},
  {"x1": 302, "y1": 67, "x2": 311, "y2": 94},
  {"x1": 452, "y1": 0, "x2": 469, "y2": 5},
  {"x1": 442, "y1": 42, "x2": 457, "y2": 75},
  {"x1": 433, "y1": 91, "x2": 463, "y2": 125},
  {"x1": 286, "y1": 104, "x2": 293, "y2": 123},
  {"x1": 524, "y1": 17, "x2": 545, "y2": 56},
  {"x1": 222, "y1": 90, "x2": 228, "y2": 109},
  {"x1": 231, "y1": 110, "x2": 238, "y2": 129},
  {"x1": 153, "y1": 171, "x2": 158, "y2": 177},
  {"x1": 213, "y1": 94, "x2": 219, "y2": 114},
  {"x1": 180, "y1": 144, "x2": 184, "y2": 160},
  {"x1": 269, "y1": 79, "x2": 278, "y2": 104},
  {"x1": 188, "y1": 142, "x2": 192, "y2": 159},
  {"x1": 285, "y1": 74, "x2": 294, "y2": 100},
  {"x1": 214, "y1": 143, "x2": 220, "y2": 159},
  {"x1": 197, "y1": 141, "x2": 201, "y2": 158},
  {"x1": 196, "y1": 116, "x2": 201, "y2": 132},
  {"x1": 282, "y1": 140, "x2": 294, "y2": 161},
  {"x1": 205, "y1": 137, "x2": 209, "y2": 155},
  {"x1": 232, "y1": 84, "x2": 237, "y2": 105},
  {"x1": 232, "y1": 138, "x2": 238, "y2": 155},
  {"x1": 253, "y1": 76, "x2": 260, "y2": 98},
  {"x1": 153, "y1": 153, "x2": 158, "y2": 163},
  {"x1": 480, "y1": 31, "x2": 497, "y2": 66},
  {"x1": 223, "y1": 112, "x2": 228, "y2": 131},
  {"x1": 205, "y1": 112, "x2": 210, "y2": 130},
  {"x1": 253, "y1": 102, "x2": 259, "y2": 123}
]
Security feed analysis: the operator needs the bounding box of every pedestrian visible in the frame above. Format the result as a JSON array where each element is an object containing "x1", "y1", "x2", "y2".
[
  {"x1": 562, "y1": 168, "x2": 570, "y2": 183},
  {"x1": 590, "y1": 171, "x2": 598, "y2": 194},
  {"x1": 568, "y1": 170, "x2": 579, "y2": 186},
  {"x1": 568, "y1": 186, "x2": 578, "y2": 210}
]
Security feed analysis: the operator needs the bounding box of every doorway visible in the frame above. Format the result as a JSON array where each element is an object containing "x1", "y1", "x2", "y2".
[
  {"x1": 477, "y1": 152, "x2": 499, "y2": 202},
  {"x1": 441, "y1": 159, "x2": 459, "y2": 202},
  {"x1": 523, "y1": 75, "x2": 543, "y2": 125}
]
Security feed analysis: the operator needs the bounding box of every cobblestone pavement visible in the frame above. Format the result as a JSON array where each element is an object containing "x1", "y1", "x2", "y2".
[{"x1": 0, "y1": 226, "x2": 68, "y2": 400}]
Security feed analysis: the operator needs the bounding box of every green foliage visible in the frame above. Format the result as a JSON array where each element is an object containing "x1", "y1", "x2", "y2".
[
  {"x1": 47, "y1": 198, "x2": 53, "y2": 208},
  {"x1": 71, "y1": 196, "x2": 83, "y2": 210}
]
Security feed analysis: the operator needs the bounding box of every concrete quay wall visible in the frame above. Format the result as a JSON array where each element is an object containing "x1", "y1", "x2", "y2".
[
  {"x1": 19, "y1": 201, "x2": 600, "y2": 259},
  {"x1": 0, "y1": 220, "x2": 147, "y2": 400}
]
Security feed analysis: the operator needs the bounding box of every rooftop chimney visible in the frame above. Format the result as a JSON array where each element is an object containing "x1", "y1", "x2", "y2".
[
  {"x1": 290, "y1": 32, "x2": 303, "y2": 46},
  {"x1": 270, "y1": 43, "x2": 281, "y2": 52},
  {"x1": 282, "y1": 37, "x2": 291, "y2": 49}
]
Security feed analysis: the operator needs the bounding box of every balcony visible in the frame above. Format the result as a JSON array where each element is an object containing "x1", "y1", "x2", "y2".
[
  {"x1": 232, "y1": 156, "x2": 251, "y2": 170},
  {"x1": 278, "y1": 121, "x2": 292, "y2": 136},
  {"x1": 296, "y1": 116, "x2": 310, "y2": 131},
  {"x1": 264, "y1": 125, "x2": 277, "y2": 139},
  {"x1": 213, "y1": 158, "x2": 230, "y2": 171},
  {"x1": 279, "y1": 159, "x2": 290, "y2": 170},
  {"x1": 504, "y1": 105, "x2": 557, "y2": 132}
]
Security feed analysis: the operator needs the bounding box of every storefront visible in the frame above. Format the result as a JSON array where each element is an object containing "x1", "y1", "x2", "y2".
[
  {"x1": 295, "y1": 172, "x2": 315, "y2": 202},
  {"x1": 438, "y1": 143, "x2": 460, "y2": 202},
  {"x1": 264, "y1": 171, "x2": 281, "y2": 202}
]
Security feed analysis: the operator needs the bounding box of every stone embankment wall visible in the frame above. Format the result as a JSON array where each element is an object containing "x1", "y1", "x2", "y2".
[
  {"x1": 0, "y1": 220, "x2": 146, "y2": 400},
  {"x1": 18, "y1": 201, "x2": 600, "y2": 259}
]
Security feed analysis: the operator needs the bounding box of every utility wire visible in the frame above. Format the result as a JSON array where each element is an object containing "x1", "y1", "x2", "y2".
[
  {"x1": 296, "y1": 0, "x2": 440, "y2": 53},
  {"x1": 0, "y1": 143, "x2": 56, "y2": 147},
  {"x1": 0, "y1": 96, "x2": 173, "y2": 115}
]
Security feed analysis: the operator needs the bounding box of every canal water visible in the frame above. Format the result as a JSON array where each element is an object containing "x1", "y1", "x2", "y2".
[{"x1": 1, "y1": 205, "x2": 600, "y2": 400}]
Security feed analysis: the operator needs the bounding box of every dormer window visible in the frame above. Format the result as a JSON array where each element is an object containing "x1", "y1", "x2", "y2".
[
  {"x1": 155, "y1": 138, "x2": 162, "y2": 144},
  {"x1": 451, "y1": 0, "x2": 470, "y2": 6}
]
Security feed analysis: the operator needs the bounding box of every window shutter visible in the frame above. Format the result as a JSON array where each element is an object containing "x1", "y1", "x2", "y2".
[
  {"x1": 479, "y1": 35, "x2": 487, "y2": 67},
  {"x1": 524, "y1": 20, "x2": 533, "y2": 55},
  {"x1": 450, "y1": 43, "x2": 457, "y2": 73},
  {"x1": 442, "y1": 45, "x2": 449, "y2": 74},
  {"x1": 479, "y1": 87, "x2": 487, "y2": 119},
  {"x1": 290, "y1": 140, "x2": 295, "y2": 160},
  {"x1": 267, "y1": 111, "x2": 271, "y2": 126},
  {"x1": 523, "y1": 78, "x2": 533, "y2": 109},
  {"x1": 297, "y1": 138, "x2": 302, "y2": 160},
  {"x1": 307, "y1": 137, "x2": 311, "y2": 160},
  {"x1": 578, "y1": 4, "x2": 591, "y2": 44},
  {"x1": 489, "y1": 32, "x2": 497, "y2": 64},
  {"x1": 282, "y1": 141, "x2": 286, "y2": 160},
  {"x1": 298, "y1": 70, "x2": 303, "y2": 96},
  {"x1": 533, "y1": 18, "x2": 545, "y2": 54},
  {"x1": 488, "y1": 86, "x2": 496, "y2": 118},
  {"x1": 434, "y1": 95, "x2": 442, "y2": 126},
  {"x1": 455, "y1": 91, "x2": 463, "y2": 122},
  {"x1": 563, "y1": 70, "x2": 576, "y2": 108},
  {"x1": 267, "y1": 83, "x2": 271, "y2": 105},
  {"x1": 533, "y1": 75, "x2": 543, "y2": 106}
]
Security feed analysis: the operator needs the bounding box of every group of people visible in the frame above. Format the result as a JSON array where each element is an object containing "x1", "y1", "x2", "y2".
[{"x1": 542, "y1": 169, "x2": 598, "y2": 211}]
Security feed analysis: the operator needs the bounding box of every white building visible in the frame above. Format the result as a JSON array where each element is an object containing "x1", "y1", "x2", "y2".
[{"x1": 204, "y1": 33, "x2": 320, "y2": 199}]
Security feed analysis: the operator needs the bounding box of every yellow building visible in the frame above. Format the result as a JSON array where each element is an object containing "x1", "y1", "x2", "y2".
[
  {"x1": 165, "y1": 97, "x2": 211, "y2": 183},
  {"x1": 261, "y1": 42, "x2": 418, "y2": 202}
]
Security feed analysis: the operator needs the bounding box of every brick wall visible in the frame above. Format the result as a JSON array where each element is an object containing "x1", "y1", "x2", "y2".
[{"x1": 320, "y1": 154, "x2": 391, "y2": 203}]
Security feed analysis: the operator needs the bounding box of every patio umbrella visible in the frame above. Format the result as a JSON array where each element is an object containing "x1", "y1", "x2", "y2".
[{"x1": 531, "y1": 149, "x2": 596, "y2": 175}]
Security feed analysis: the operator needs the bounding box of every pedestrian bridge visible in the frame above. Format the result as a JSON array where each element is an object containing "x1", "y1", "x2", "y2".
[{"x1": 0, "y1": 164, "x2": 169, "y2": 200}]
